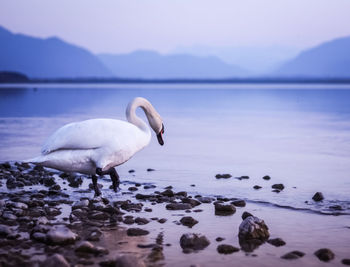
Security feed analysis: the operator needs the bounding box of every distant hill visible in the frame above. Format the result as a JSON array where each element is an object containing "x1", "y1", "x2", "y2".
[
  {"x1": 0, "y1": 71, "x2": 29, "y2": 83},
  {"x1": 98, "y1": 50, "x2": 248, "y2": 79},
  {"x1": 0, "y1": 26, "x2": 112, "y2": 78},
  {"x1": 276, "y1": 36, "x2": 350, "y2": 78}
]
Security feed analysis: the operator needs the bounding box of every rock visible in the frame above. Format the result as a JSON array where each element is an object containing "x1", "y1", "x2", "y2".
[
  {"x1": 32, "y1": 232, "x2": 47, "y2": 242},
  {"x1": 0, "y1": 162, "x2": 11, "y2": 169},
  {"x1": 176, "y1": 191, "x2": 188, "y2": 197},
  {"x1": 272, "y1": 189, "x2": 281, "y2": 193},
  {"x1": 0, "y1": 225, "x2": 12, "y2": 237},
  {"x1": 182, "y1": 198, "x2": 201, "y2": 207},
  {"x1": 115, "y1": 255, "x2": 146, "y2": 267},
  {"x1": 161, "y1": 189, "x2": 174, "y2": 197},
  {"x1": 242, "y1": 211, "x2": 253, "y2": 220},
  {"x1": 144, "y1": 208, "x2": 152, "y2": 212},
  {"x1": 43, "y1": 177, "x2": 56, "y2": 187},
  {"x1": 129, "y1": 169, "x2": 135, "y2": 173},
  {"x1": 197, "y1": 197, "x2": 213, "y2": 203},
  {"x1": 86, "y1": 229, "x2": 102, "y2": 241},
  {"x1": 267, "y1": 238, "x2": 286, "y2": 247},
  {"x1": 123, "y1": 216, "x2": 135, "y2": 224},
  {"x1": 271, "y1": 184, "x2": 284, "y2": 190},
  {"x1": 216, "y1": 237, "x2": 225, "y2": 242},
  {"x1": 214, "y1": 203, "x2": 236, "y2": 215},
  {"x1": 180, "y1": 216, "x2": 198, "y2": 228},
  {"x1": 312, "y1": 192, "x2": 324, "y2": 202},
  {"x1": 314, "y1": 248, "x2": 334, "y2": 262},
  {"x1": 75, "y1": 241, "x2": 108, "y2": 255},
  {"x1": 215, "y1": 174, "x2": 232, "y2": 179},
  {"x1": 239, "y1": 216, "x2": 269, "y2": 241},
  {"x1": 166, "y1": 203, "x2": 192, "y2": 210},
  {"x1": 147, "y1": 168, "x2": 155, "y2": 172},
  {"x1": 128, "y1": 186, "x2": 138, "y2": 191},
  {"x1": 73, "y1": 199, "x2": 89, "y2": 209},
  {"x1": 67, "y1": 175, "x2": 83, "y2": 188},
  {"x1": 236, "y1": 175, "x2": 249, "y2": 180},
  {"x1": 329, "y1": 205, "x2": 342, "y2": 210},
  {"x1": 46, "y1": 225, "x2": 77, "y2": 245},
  {"x1": 342, "y1": 259, "x2": 350, "y2": 265},
  {"x1": 262, "y1": 175, "x2": 271, "y2": 180},
  {"x1": 217, "y1": 244, "x2": 240, "y2": 254},
  {"x1": 180, "y1": 233, "x2": 210, "y2": 251},
  {"x1": 158, "y1": 218, "x2": 167, "y2": 224},
  {"x1": 41, "y1": 254, "x2": 70, "y2": 267},
  {"x1": 281, "y1": 251, "x2": 305, "y2": 260},
  {"x1": 253, "y1": 185, "x2": 262, "y2": 190},
  {"x1": 148, "y1": 245, "x2": 164, "y2": 262},
  {"x1": 127, "y1": 228, "x2": 149, "y2": 236},
  {"x1": 120, "y1": 202, "x2": 143, "y2": 212},
  {"x1": 231, "y1": 200, "x2": 246, "y2": 207},
  {"x1": 135, "y1": 217, "x2": 150, "y2": 225},
  {"x1": 50, "y1": 184, "x2": 61, "y2": 191}
]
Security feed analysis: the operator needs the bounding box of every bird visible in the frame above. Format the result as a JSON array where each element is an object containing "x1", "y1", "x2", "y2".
[{"x1": 27, "y1": 97, "x2": 165, "y2": 195}]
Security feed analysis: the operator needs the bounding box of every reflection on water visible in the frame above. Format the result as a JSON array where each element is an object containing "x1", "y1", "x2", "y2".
[{"x1": 1, "y1": 84, "x2": 350, "y2": 214}]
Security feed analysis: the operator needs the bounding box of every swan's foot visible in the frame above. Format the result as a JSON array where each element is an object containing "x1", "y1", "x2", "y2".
[
  {"x1": 92, "y1": 175, "x2": 101, "y2": 196},
  {"x1": 96, "y1": 167, "x2": 120, "y2": 193}
]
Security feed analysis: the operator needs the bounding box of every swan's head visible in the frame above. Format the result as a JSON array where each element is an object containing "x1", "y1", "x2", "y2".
[{"x1": 149, "y1": 113, "x2": 165, "y2": 146}]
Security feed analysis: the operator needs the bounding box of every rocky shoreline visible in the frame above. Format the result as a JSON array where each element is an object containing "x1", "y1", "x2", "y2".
[{"x1": 0, "y1": 162, "x2": 349, "y2": 266}]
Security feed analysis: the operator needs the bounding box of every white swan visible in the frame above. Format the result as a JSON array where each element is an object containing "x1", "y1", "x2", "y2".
[{"x1": 27, "y1": 97, "x2": 165, "y2": 195}]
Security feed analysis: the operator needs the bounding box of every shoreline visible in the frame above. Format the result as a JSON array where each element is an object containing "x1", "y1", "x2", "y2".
[{"x1": 0, "y1": 162, "x2": 349, "y2": 266}]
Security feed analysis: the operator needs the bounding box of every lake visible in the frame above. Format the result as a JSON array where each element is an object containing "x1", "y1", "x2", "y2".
[{"x1": 1, "y1": 83, "x2": 350, "y2": 215}]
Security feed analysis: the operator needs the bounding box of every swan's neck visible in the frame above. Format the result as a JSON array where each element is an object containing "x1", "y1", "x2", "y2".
[{"x1": 126, "y1": 97, "x2": 155, "y2": 134}]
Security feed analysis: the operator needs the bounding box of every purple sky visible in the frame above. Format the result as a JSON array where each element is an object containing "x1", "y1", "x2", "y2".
[{"x1": 1, "y1": 0, "x2": 350, "y2": 54}]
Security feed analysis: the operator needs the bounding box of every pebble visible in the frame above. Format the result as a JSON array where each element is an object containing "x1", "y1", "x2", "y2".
[
  {"x1": 342, "y1": 259, "x2": 350, "y2": 265},
  {"x1": 214, "y1": 203, "x2": 236, "y2": 215},
  {"x1": 135, "y1": 217, "x2": 150, "y2": 225},
  {"x1": 180, "y1": 233, "x2": 210, "y2": 251},
  {"x1": 180, "y1": 216, "x2": 198, "y2": 228},
  {"x1": 166, "y1": 203, "x2": 192, "y2": 210},
  {"x1": 314, "y1": 248, "x2": 334, "y2": 262},
  {"x1": 217, "y1": 244, "x2": 240, "y2": 254},
  {"x1": 271, "y1": 184, "x2": 284, "y2": 190},
  {"x1": 262, "y1": 175, "x2": 271, "y2": 180},
  {"x1": 281, "y1": 251, "x2": 305, "y2": 260},
  {"x1": 215, "y1": 174, "x2": 232, "y2": 179},
  {"x1": 239, "y1": 215, "x2": 269, "y2": 241},
  {"x1": 42, "y1": 254, "x2": 70, "y2": 267},
  {"x1": 158, "y1": 218, "x2": 167, "y2": 224},
  {"x1": 127, "y1": 228, "x2": 150, "y2": 236},
  {"x1": 312, "y1": 192, "x2": 324, "y2": 202},
  {"x1": 231, "y1": 200, "x2": 246, "y2": 207},
  {"x1": 267, "y1": 238, "x2": 286, "y2": 247},
  {"x1": 46, "y1": 225, "x2": 77, "y2": 245},
  {"x1": 216, "y1": 237, "x2": 225, "y2": 242},
  {"x1": 115, "y1": 255, "x2": 146, "y2": 267},
  {"x1": 253, "y1": 185, "x2": 262, "y2": 190},
  {"x1": 197, "y1": 197, "x2": 213, "y2": 203}
]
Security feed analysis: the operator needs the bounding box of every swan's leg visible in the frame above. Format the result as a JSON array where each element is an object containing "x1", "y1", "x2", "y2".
[
  {"x1": 109, "y1": 168, "x2": 120, "y2": 192},
  {"x1": 92, "y1": 175, "x2": 101, "y2": 196},
  {"x1": 96, "y1": 167, "x2": 120, "y2": 192}
]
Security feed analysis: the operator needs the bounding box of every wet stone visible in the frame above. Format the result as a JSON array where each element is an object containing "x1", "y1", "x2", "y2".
[
  {"x1": 263, "y1": 175, "x2": 271, "y2": 180},
  {"x1": 281, "y1": 251, "x2": 305, "y2": 260},
  {"x1": 267, "y1": 238, "x2": 286, "y2": 247},
  {"x1": 180, "y1": 216, "x2": 198, "y2": 228},
  {"x1": 43, "y1": 177, "x2": 56, "y2": 187},
  {"x1": 272, "y1": 184, "x2": 284, "y2": 190},
  {"x1": 180, "y1": 233, "x2": 210, "y2": 251},
  {"x1": 182, "y1": 198, "x2": 201, "y2": 207},
  {"x1": 215, "y1": 174, "x2": 232, "y2": 179},
  {"x1": 0, "y1": 225, "x2": 12, "y2": 237},
  {"x1": 214, "y1": 203, "x2": 236, "y2": 215},
  {"x1": 231, "y1": 200, "x2": 246, "y2": 207},
  {"x1": 175, "y1": 191, "x2": 188, "y2": 197},
  {"x1": 342, "y1": 259, "x2": 350, "y2": 265},
  {"x1": 197, "y1": 197, "x2": 213, "y2": 203},
  {"x1": 312, "y1": 192, "x2": 324, "y2": 202},
  {"x1": 166, "y1": 203, "x2": 192, "y2": 210},
  {"x1": 216, "y1": 237, "x2": 225, "y2": 242},
  {"x1": 75, "y1": 241, "x2": 108, "y2": 255},
  {"x1": 86, "y1": 229, "x2": 102, "y2": 241},
  {"x1": 239, "y1": 216, "x2": 269, "y2": 241},
  {"x1": 115, "y1": 255, "x2": 146, "y2": 267},
  {"x1": 314, "y1": 248, "x2": 334, "y2": 262},
  {"x1": 147, "y1": 168, "x2": 155, "y2": 172},
  {"x1": 127, "y1": 228, "x2": 149, "y2": 236},
  {"x1": 236, "y1": 176, "x2": 249, "y2": 180},
  {"x1": 158, "y1": 218, "x2": 167, "y2": 224},
  {"x1": 253, "y1": 185, "x2": 262, "y2": 190},
  {"x1": 123, "y1": 216, "x2": 135, "y2": 225},
  {"x1": 135, "y1": 217, "x2": 150, "y2": 225},
  {"x1": 128, "y1": 186, "x2": 138, "y2": 191},
  {"x1": 217, "y1": 244, "x2": 240, "y2": 254},
  {"x1": 46, "y1": 225, "x2": 77, "y2": 245},
  {"x1": 42, "y1": 254, "x2": 70, "y2": 267},
  {"x1": 161, "y1": 189, "x2": 174, "y2": 197}
]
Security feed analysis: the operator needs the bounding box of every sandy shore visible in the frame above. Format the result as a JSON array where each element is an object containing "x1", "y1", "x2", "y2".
[{"x1": 0, "y1": 162, "x2": 349, "y2": 267}]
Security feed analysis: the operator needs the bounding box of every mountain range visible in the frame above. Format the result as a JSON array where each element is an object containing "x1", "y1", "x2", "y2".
[{"x1": 1, "y1": 25, "x2": 350, "y2": 79}]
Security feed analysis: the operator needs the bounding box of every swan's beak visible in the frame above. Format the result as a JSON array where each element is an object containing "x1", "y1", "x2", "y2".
[{"x1": 157, "y1": 124, "x2": 165, "y2": 146}]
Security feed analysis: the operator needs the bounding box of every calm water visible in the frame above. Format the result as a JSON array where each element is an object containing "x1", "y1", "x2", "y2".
[{"x1": 1, "y1": 83, "x2": 350, "y2": 215}]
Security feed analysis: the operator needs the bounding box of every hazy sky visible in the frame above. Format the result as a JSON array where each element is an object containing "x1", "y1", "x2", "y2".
[{"x1": 1, "y1": 0, "x2": 350, "y2": 54}]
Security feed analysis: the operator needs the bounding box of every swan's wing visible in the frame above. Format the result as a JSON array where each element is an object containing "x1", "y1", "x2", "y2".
[{"x1": 41, "y1": 119, "x2": 132, "y2": 155}]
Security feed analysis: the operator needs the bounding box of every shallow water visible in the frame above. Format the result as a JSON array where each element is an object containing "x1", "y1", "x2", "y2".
[{"x1": 1, "y1": 84, "x2": 350, "y2": 215}]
